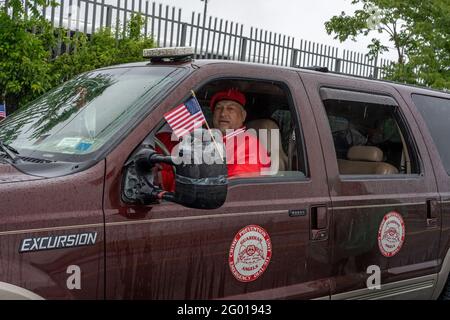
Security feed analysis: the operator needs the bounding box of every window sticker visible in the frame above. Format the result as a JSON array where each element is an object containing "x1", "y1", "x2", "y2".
[
  {"x1": 57, "y1": 137, "x2": 83, "y2": 149},
  {"x1": 378, "y1": 212, "x2": 405, "y2": 257},
  {"x1": 229, "y1": 225, "x2": 272, "y2": 282},
  {"x1": 75, "y1": 141, "x2": 93, "y2": 151}
]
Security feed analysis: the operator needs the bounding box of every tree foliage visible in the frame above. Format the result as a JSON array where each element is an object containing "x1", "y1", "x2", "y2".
[
  {"x1": 52, "y1": 14, "x2": 154, "y2": 83},
  {"x1": 0, "y1": 1, "x2": 155, "y2": 113},
  {"x1": 325, "y1": 0, "x2": 449, "y2": 89},
  {"x1": 0, "y1": 1, "x2": 57, "y2": 111}
]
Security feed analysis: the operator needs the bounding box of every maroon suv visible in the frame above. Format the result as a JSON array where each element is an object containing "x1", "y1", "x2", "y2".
[{"x1": 0, "y1": 48, "x2": 449, "y2": 300}]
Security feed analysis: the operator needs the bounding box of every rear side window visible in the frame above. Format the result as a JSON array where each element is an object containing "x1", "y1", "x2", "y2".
[
  {"x1": 412, "y1": 94, "x2": 450, "y2": 175},
  {"x1": 320, "y1": 88, "x2": 419, "y2": 176}
]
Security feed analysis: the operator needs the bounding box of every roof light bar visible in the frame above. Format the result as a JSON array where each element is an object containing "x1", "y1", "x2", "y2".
[{"x1": 143, "y1": 47, "x2": 194, "y2": 63}]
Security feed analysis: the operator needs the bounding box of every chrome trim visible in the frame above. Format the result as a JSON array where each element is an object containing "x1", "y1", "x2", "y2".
[
  {"x1": 331, "y1": 274, "x2": 436, "y2": 300},
  {"x1": 332, "y1": 202, "x2": 423, "y2": 211},
  {"x1": 0, "y1": 210, "x2": 288, "y2": 236},
  {"x1": 104, "y1": 209, "x2": 287, "y2": 228},
  {"x1": 388, "y1": 260, "x2": 439, "y2": 275},
  {"x1": 0, "y1": 223, "x2": 104, "y2": 237}
]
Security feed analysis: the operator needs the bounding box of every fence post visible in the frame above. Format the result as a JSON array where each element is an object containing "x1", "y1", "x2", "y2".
[
  {"x1": 290, "y1": 49, "x2": 299, "y2": 67},
  {"x1": 180, "y1": 23, "x2": 187, "y2": 47},
  {"x1": 372, "y1": 54, "x2": 379, "y2": 79},
  {"x1": 106, "y1": 6, "x2": 113, "y2": 29},
  {"x1": 373, "y1": 66, "x2": 379, "y2": 79},
  {"x1": 335, "y1": 58, "x2": 342, "y2": 73},
  {"x1": 239, "y1": 37, "x2": 248, "y2": 61}
]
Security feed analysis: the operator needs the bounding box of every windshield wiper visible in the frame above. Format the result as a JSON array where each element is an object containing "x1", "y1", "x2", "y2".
[{"x1": 0, "y1": 141, "x2": 22, "y2": 164}]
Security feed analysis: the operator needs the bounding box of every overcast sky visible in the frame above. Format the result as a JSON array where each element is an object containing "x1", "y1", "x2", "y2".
[{"x1": 151, "y1": 0, "x2": 397, "y2": 61}]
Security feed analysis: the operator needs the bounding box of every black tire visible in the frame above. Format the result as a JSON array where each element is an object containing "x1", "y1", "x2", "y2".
[{"x1": 439, "y1": 275, "x2": 450, "y2": 300}]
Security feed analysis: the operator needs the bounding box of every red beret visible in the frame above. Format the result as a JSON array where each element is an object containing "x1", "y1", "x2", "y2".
[{"x1": 210, "y1": 89, "x2": 246, "y2": 112}]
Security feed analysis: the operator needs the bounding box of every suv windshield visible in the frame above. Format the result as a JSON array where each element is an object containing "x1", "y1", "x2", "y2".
[{"x1": 0, "y1": 66, "x2": 186, "y2": 162}]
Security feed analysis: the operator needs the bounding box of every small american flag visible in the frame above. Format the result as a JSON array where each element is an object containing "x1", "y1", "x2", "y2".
[
  {"x1": 164, "y1": 96, "x2": 206, "y2": 138},
  {"x1": 0, "y1": 104, "x2": 6, "y2": 120}
]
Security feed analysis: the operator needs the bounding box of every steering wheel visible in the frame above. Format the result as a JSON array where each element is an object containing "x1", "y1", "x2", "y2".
[{"x1": 154, "y1": 136, "x2": 171, "y2": 156}]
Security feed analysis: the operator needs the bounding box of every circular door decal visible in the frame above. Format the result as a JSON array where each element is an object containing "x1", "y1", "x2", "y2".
[
  {"x1": 377, "y1": 211, "x2": 405, "y2": 257},
  {"x1": 229, "y1": 225, "x2": 272, "y2": 282}
]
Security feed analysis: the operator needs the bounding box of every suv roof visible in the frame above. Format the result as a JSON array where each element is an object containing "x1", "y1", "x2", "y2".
[{"x1": 103, "y1": 59, "x2": 449, "y2": 98}]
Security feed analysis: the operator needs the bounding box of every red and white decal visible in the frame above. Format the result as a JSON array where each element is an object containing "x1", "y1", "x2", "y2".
[
  {"x1": 377, "y1": 211, "x2": 405, "y2": 257},
  {"x1": 229, "y1": 225, "x2": 272, "y2": 282}
]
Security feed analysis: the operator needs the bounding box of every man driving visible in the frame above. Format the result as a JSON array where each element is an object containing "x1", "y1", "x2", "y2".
[
  {"x1": 155, "y1": 88, "x2": 271, "y2": 191},
  {"x1": 209, "y1": 88, "x2": 271, "y2": 177}
]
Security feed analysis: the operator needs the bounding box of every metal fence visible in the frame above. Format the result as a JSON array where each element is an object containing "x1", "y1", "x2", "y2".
[{"x1": 12, "y1": 0, "x2": 394, "y2": 79}]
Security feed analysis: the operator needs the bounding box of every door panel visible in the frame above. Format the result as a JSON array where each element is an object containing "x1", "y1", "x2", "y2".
[
  {"x1": 300, "y1": 72, "x2": 441, "y2": 298},
  {"x1": 398, "y1": 90, "x2": 449, "y2": 269},
  {"x1": 105, "y1": 184, "x2": 329, "y2": 299},
  {"x1": 103, "y1": 64, "x2": 332, "y2": 299},
  {"x1": 0, "y1": 161, "x2": 105, "y2": 299}
]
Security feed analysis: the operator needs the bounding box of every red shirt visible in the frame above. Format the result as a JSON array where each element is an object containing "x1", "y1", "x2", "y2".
[
  {"x1": 155, "y1": 132, "x2": 177, "y2": 192},
  {"x1": 223, "y1": 127, "x2": 271, "y2": 178}
]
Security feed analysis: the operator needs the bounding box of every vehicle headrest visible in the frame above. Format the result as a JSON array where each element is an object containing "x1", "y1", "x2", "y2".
[
  {"x1": 347, "y1": 146, "x2": 383, "y2": 162},
  {"x1": 246, "y1": 118, "x2": 280, "y2": 130}
]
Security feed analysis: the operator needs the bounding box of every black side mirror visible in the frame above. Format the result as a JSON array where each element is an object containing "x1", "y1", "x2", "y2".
[
  {"x1": 175, "y1": 133, "x2": 228, "y2": 209},
  {"x1": 122, "y1": 130, "x2": 228, "y2": 209}
]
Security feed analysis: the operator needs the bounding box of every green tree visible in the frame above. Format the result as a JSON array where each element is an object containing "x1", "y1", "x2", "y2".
[
  {"x1": 116, "y1": 14, "x2": 155, "y2": 63},
  {"x1": 401, "y1": 1, "x2": 450, "y2": 88},
  {"x1": 51, "y1": 14, "x2": 155, "y2": 82},
  {"x1": 1, "y1": 0, "x2": 156, "y2": 113},
  {"x1": 325, "y1": 0, "x2": 449, "y2": 89},
  {"x1": 0, "y1": 0, "x2": 57, "y2": 113}
]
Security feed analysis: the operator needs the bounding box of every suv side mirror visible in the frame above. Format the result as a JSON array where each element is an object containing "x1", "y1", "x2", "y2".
[{"x1": 122, "y1": 132, "x2": 227, "y2": 209}]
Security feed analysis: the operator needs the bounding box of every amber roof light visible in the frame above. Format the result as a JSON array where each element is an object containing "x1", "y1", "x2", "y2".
[{"x1": 143, "y1": 47, "x2": 195, "y2": 63}]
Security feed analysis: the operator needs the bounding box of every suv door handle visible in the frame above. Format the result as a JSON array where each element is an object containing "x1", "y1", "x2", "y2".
[
  {"x1": 427, "y1": 199, "x2": 439, "y2": 228},
  {"x1": 311, "y1": 205, "x2": 328, "y2": 241}
]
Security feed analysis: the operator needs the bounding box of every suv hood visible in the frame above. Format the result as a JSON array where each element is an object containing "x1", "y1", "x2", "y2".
[{"x1": 0, "y1": 163, "x2": 44, "y2": 184}]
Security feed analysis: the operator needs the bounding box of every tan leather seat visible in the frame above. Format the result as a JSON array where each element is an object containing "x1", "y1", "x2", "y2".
[
  {"x1": 246, "y1": 119, "x2": 288, "y2": 171},
  {"x1": 338, "y1": 146, "x2": 398, "y2": 175}
]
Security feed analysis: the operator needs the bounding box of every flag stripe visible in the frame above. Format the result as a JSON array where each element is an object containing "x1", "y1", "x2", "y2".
[
  {"x1": 173, "y1": 114, "x2": 205, "y2": 135},
  {"x1": 173, "y1": 109, "x2": 204, "y2": 126},
  {"x1": 168, "y1": 110, "x2": 191, "y2": 127},
  {"x1": 165, "y1": 101, "x2": 201, "y2": 121},
  {"x1": 168, "y1": 106, "x2": 201, "y2": 124},
  {"x1": 166, "y1": 104, "x2": 201, "y2": 126},
  {"x1": 175, "y1": 120, "x2": 205, "y2": 137},
  {"x1": 163, "y1": 96, "x2": 206, "y2": 138},
  {"x1": 171, "y1": 112, "x2": 204, "y2": 129},
  {"x1": 173, "y1": 115, "x2": 205, "y2": 136},
  {"x1": 165, "y1": 104, "x2": 188, "y2": 120},
  {"x1": 181, "y1": 122, "x2": 203, "y2": 136}
]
